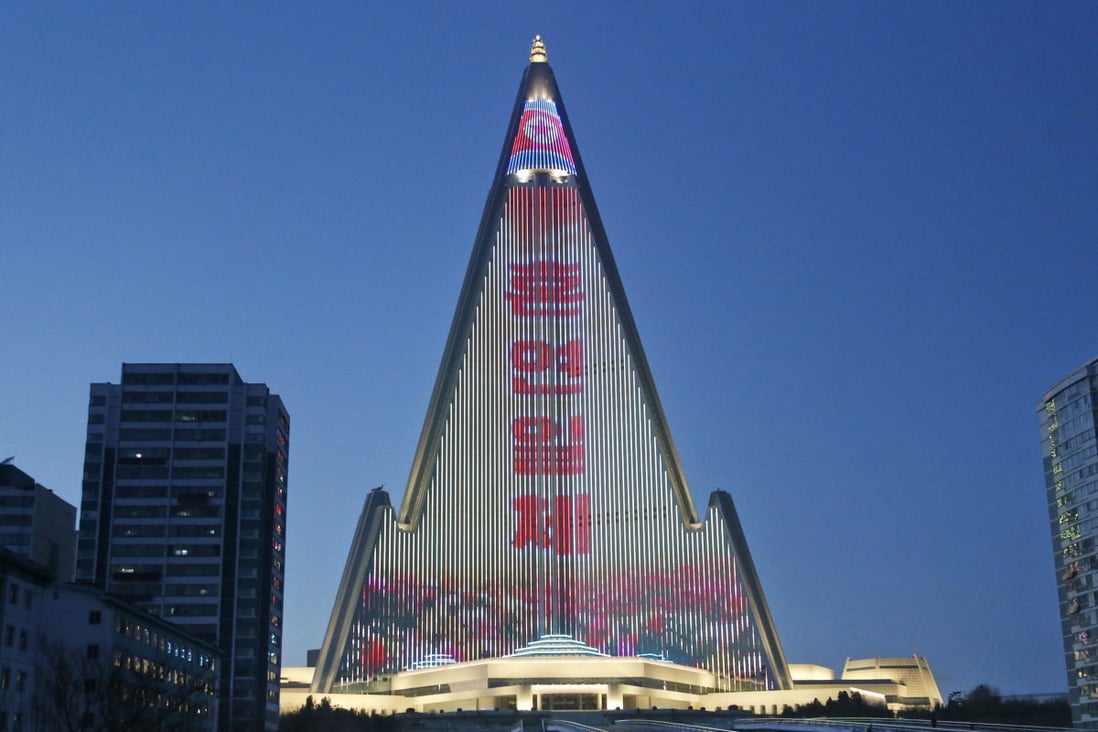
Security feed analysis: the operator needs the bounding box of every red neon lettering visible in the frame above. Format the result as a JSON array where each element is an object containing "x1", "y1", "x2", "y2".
[
  {"x1": 513, "y1": 416, "x2": 585, "y2": 475},
  {"x1": 566, "y1": 415, "x2": 584, "y2": 444},
  {"x1": 557, "y1": 340, "x2": 584, "y2": 378},
  {"x1": 511, "y1": 341, "x2": 552, "y2": 372},
  {"x1": 512, "y1": 417, "x2": 551, "y2": 444},
  {"x1": 555, "y1": 494, "x2": 590, "y2": 556},
  {"x1": 512, "y1": 495, "x2": 549, "y2": 549},
  {"x1": 511, "y1": 340, "x2": 585, "y2": 395},
  {"x1": 511, "y1": 494, "x2": 591, "y2": 556},
  {"x1": 513, "y1": 446, "x2": 585, "y2": 476},
  {"x1": 505, "y1": 262, "x2": 584, "y2": 317},
  {"x1": 512, "y1": 416, "x2": 583, "y2": 444}
]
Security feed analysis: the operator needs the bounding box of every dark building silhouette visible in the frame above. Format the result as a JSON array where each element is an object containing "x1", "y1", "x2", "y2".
[
  {"x1": 0, "y1": 462, "x2": 76, "y2": 579},
  {"x1": 77, "y1": 363, "x2": 289, "y2": 732}
]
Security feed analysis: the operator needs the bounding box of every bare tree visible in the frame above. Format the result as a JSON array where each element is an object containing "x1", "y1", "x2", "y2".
[
  {"x1": 32, "y1": 637, "x2": 214, "y2": 732},
  {"x1": 31, "y1": 637, "x2": 89, "y2": 732}
]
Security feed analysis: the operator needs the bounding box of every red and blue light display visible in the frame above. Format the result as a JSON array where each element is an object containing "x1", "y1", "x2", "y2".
[{"x1": 506, "y1": 99, "x2": 578, "y2": 176}]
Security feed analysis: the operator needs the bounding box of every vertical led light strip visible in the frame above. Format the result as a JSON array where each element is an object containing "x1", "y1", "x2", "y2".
[
  {"x1": 331, "y1": 173, "x2": 775, "y2": 694},
  {"x1": 506, "y1": 100, "x2": 578, "y2": 176}
]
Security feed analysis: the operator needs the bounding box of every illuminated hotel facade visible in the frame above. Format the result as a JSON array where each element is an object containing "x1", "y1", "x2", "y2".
[{"x1": 288, "y1": 38, "x2": 943, "y2": 715}]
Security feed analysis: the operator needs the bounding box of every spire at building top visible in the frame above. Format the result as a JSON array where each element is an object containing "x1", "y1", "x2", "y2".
[{"x1": 529, "y1": 35, "x2": 547, "y2": 63}]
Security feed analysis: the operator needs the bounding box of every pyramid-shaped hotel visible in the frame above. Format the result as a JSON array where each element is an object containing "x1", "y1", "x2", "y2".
[{"x1": 283, "y1": 38, "x2": 943, "y2": 715}]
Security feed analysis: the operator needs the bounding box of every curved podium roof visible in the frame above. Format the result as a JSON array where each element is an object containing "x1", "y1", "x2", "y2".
[{"x1": 313, "y1": 37, "x2": 790, "y2": 695}]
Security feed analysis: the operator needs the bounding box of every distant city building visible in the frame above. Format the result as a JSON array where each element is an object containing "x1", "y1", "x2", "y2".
[
  {"x1": 0, "y1": 463, "x2": 76, "y2": 579},
  {"x1": 1040, "y1": 357, "x2": 1098, "y2": 728},
  {"x1": 77, "y1": 363, "x2": 289, "y2": 732},
  {"x1": 0, "y1": 548, "x2": 220, "y2": 732},
  {"x1": 841, "y1": 656, "x2": 943, "y2": 709},
  {"x1": 291, "y1": 37, "x2": 942, "y2": 717},
  {"x1": 0, "y1": 548, "x2": 50, "y2": 732}
]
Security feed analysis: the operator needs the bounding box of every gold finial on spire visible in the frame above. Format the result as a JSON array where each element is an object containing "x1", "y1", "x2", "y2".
[{"x1": 529, "y1": 35, "x2": 548, "y2": 63}]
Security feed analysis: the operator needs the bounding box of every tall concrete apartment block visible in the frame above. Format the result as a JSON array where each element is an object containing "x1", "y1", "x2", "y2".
[
  {"x1": 77, "y1": 363, "x2": 289, "y2": 732},
  {"x1": 1040, "y1": 356, "x2": 1098, "y2": 729}
]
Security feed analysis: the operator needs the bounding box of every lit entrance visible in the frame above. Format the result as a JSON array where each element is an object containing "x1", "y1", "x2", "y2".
[{"x1": 540, "y1": 694, "x2": 601, "y2": 711}]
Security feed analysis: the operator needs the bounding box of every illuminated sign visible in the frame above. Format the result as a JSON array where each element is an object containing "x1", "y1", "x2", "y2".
[
  {"x1": 505, "y1": 262, "x2": 584, "y2": 317},
  {"x1": 512, "y1": 416, "x2": 585, "y2": 476},
  {"x1": 512, "y1": 340, "x2": 584, "y2": 395},
  {"x1": 512, "y1": 494, "x2": 591, "y2": 555},
  {"x1": 506, "y1": 99, "x2": 578, "y2": 176}
]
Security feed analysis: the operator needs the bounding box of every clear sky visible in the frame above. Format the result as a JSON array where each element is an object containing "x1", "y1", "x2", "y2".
[{"x1": 3, "y1": 1, "x2": 1096, "y2": 698}]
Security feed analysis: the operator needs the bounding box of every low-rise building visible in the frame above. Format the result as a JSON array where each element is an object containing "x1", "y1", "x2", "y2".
[
  {"x1": 281, "y1": 640, "x2": 942, "y2": 716},
  {"x1": 40, "y1": 582, "x2": 221, "y2": 731},
  {"x1": 0, "y1": 549, "x2": 50, "y2": 732},
  {"x1": 0, "y1": 548, "x2": 221, "y2": 732}
]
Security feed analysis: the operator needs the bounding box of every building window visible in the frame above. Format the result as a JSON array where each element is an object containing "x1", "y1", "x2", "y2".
[
  {"x1": 15, "y1": 670, "x2": 26, "y2": 692},
  {"x1": 8, "y1": 584, "x2": 17, "y2": 604},
  {"x1": 1, "y1": 667, "x2": 9, "y2": 689},
  {"x1": 87, "y1": 644, "x2": 100, "y2": 660},
  {"x1": 22, "y1": 588, "x2": 31, "y2": 610},
  {"x1": 18, "y1": 629, "x2": 27, "y2": 651},
  {"x1": 4, "y1": 625, "x2": 13, "y2": 646},
  {"x1": 89, "y1": 610, "x2": 101, "y2": 625}
]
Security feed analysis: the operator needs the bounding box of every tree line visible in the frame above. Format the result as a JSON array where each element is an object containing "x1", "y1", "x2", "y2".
[{"x1": 280, "y1": 686, "x2": 1071, "y2": 731}]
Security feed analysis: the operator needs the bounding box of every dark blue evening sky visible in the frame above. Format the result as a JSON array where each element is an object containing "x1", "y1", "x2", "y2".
[{"x1": 3, "y1": 1, "x2": 1096, "y2": 697}]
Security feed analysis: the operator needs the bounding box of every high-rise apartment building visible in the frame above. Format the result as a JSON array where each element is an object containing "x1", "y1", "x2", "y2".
[
  {"x1": 77, "y1": 363, "x2": 289, "y2": 732},
  {"x1": 0, "y1": 463, "x2": 77, "y2": 579},
  {"x1": 1040, "y1": 356, "x2": 1098, "y2": 728}
]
